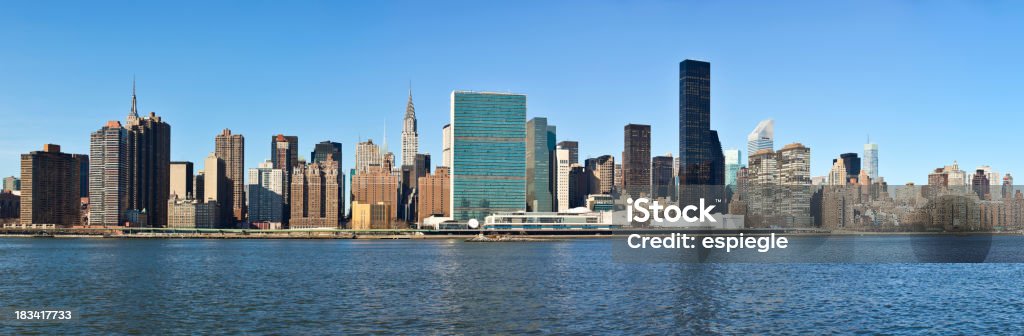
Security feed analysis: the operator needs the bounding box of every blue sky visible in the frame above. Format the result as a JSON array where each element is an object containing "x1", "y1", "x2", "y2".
[{"x1": 1, "y1": 1, "x2": 1022, "y2": 185}]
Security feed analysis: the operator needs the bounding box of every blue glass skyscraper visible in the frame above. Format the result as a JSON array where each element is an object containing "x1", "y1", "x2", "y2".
[
  {"x1": 678, "y1": 59, "x2": 725, "y2": 206},
  {"x1": 450, "y1": 91, "x2": 527, "y2": 221}
]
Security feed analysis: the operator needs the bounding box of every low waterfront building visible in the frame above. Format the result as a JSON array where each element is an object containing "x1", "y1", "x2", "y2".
[
  {"x1": 483, "y1": 211, "x2": 618, "y2": 230},
  {"x1": 351, "y1": 201, "x2": 394, "y2": 230}
]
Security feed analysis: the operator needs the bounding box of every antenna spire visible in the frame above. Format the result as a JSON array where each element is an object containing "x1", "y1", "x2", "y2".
[{"x1": 129, "y1": 75, "x2": 138, "y2": 118}]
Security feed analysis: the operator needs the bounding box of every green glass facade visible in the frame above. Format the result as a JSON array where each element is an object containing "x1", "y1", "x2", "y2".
[
  {"x1": 450, "y1": 91, "x2": 527, "y2": 221},
  {"x1": 526, "y1": 117, "x2": 552, "y2": 212}
]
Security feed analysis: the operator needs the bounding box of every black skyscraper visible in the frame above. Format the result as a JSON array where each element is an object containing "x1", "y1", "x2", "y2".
[
  {"x1": 833, "y1": 153, "x2": 861, "y2": 180},
  {"x1": 311, "y1": 141, "x2": 343, "y2": 164},
  {"x1": 678, "y1": 60, "x2": 725, "y2": 205}
]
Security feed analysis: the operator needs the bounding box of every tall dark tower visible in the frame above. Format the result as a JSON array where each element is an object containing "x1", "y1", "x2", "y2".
[
  {"x1": 678, "y1": 60, "x2": 725, "y2": 206},
  {"x1": 125, "y1": 80, "x2": 172, "y2": 227}
]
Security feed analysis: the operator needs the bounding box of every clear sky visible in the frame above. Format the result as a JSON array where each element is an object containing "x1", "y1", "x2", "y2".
[{"x1": 1, "y1": 1, "x2": 1022, "y2": 185}]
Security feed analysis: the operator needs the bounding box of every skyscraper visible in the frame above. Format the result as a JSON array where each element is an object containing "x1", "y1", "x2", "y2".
[
  {"x1": 863, "y1": 142, "x2": 879, "y2": 181},
  {"x1": 441, "y1": 124, "x2": 452, "y2": 168},
  {"x1": 678, "y1": 59, "x2": 725, "y2": 204},
  {"x1": 291, "y1": 159, "x2": 344, "y2": 228},
  {"x1": 526, "y1": 117, "x2": 553, "y2": 212},
  {"x1": 450, "y1": 91, "x2": 527, "y2": 222},
  {"x1": 651, "y1": 154, "x2": 675, "y2": 200},
  {"x1": 555, "y1": 148, "x2": 571, "y2": 211},
  {"x1": 833, "y1": 153, "x2": 861, "y2": 182},
  {"x1": 169, "y1": 161, "x2": 193, "y2": 199},
  {"x1": 89, "y1": 121, "x2": 129, "y2": 226},
  {"x1": 247, "y1": 161, "x2": 284, "y2": 224},
  {"x1": 215, "y1": 129, "x2": 245, "y2": 224},
  {"x1": 20, "y1": 144, "x2": 84, "y2": 226},
  {"x1": 401, "y1": 87, "x2": 419, "y2": 166},
  {"x1": 724, "y1": 149, "x2": 742, "y2": 190},
  {"x1": 271, "y1": 134, "x2": 299, "y2": 223},
  {"x1": 355, "y1": 140, "x2": 383, "y2": 173},
  {"x1": 3, "y1": 176, "x2": 20, "y2": 192},
  {"x1": 585, "y1": 155, "x2": 615, "y2": 195},
  {"x1": 747, "y1": 119, "x2": 774, "y2": 155},
  {"x1": 622, "y1": 124, "x2": 651, "y2": 198},
  {"x1": 311, "y1": 141, "x2": 342, "y2": 164},
  {"x1": 556, "y1": 141, "x2": 579, "y2": 165},
  {"x1": 202, "y1": 152, "x2": 226, "y2": 226},
  {"x1": 417, "y1": 166, "x2": 450, "y2": 224}
]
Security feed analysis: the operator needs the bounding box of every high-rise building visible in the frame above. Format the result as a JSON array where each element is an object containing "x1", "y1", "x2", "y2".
[
  {"x1": 972, "y1": 169, "x2": 991, "y2": 199},
  {"x1": 401, "y1": 87, "x2": 419, "y2": 166},
  {"x1": 724, "y1": 149, "x2": 742, "y2": 190},
  {"x1": 271, "y1": 134, "x2": 299, "y2": 222},
  {"x1": 828, "y1": 157, "x2": 848, "y2": 186},
  {"x1": 678, "y1": 59, "x2": 725, "y2": 205},
  {"x1": 247, "y1": 161, "x2": 284, "y2": 224},
  {"x1": 778, "y1": 143, "x2": 811, "y2": 186},
  {"x1": 351, "y1": 162, "x2": 399, "y2": 224},
  {"x1": 3, "y1": 176, "x2": 20, "y2": 192},
  {"x1": 311, "y1": 141, "x2": 342, "y2": 164},
  {"x1": 125, "y1": 112, "x2": 171, "y2": 228},
  {"x1": 555, "y1": 149, "x2": 571, "y2": 211},
  {"x1": 526, "y1": 117, "x2": 553, "y2": 212},
  {"x1": 568, "y1": 164, "x2": 588, "y2": 208},
  {"x1": 557, "y1": 141, "x2": 579, "y2": 165},
  {"x1": 833, "y1": 153, "x2": 861, "y2": 183},
  {"x1": 202, "y1": 152, "x2": 226, "y2": 226},
  {"x1": 450, "y1": 91, "x2": 527, "y2": 221},
  {"x1": 747, "y1": 119, "x2": 774, "y2": 155},
  {"x1": 193, "y1": 172, "x2": 205, "y2": 203},
  {"x1": 169, "y1": 161, "x2": 193, "y2": 199},
  {"x1": 417, "y1": 166, "x2": 450, "y2": 224},
  {"x1": 651, "y1": 154, "x2": 675, "y2": 200},
  {"x1": 355, "y1": 140, "x2": 383, "y2": 173},
  {"x1": 290, "y1": 159, "x2": 344, "y2": 228},
  {"x1": 89, "y1": 121, "x2": 129, "y2": 226},
  {"x1": 441, "y1": 124, "x2": 452, "y2": 168},
  {"x1": 0, "y1": 192, "x2": 19, "y2": 219},
  {"x1": 622, "y1": 124, "x2": 651, "y2": 198},
  {"x1": 585, "y1": 155, "x2": 615, "y2": 195},
  {"x1": 20, "y1": 144, "x2": 84, "y2": 226},
  {"x1": 863, "y1": 142, "x2": 879, "y2": 181},
  {"x1": 215, "y1": 129, "x2": 245, "y2": 224}
]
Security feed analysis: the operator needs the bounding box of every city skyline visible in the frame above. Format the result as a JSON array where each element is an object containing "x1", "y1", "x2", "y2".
[{"x1": 3, "y1": 1, "x2": 1023, "y2": 185}]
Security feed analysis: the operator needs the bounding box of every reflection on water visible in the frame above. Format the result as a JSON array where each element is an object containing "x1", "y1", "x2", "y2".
[{"x1": 1, "y1": 238, "x2": 1022, "y2": 334}]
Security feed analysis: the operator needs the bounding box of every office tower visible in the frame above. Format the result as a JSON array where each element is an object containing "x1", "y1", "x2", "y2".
[
  {"x1": 832, "y1": 153, "x2": 861, "y2": 183},
  {"x1": 747, "y1": 119, "x2": 774, "y2": 155},
  {"x1": 614, "y1": 164, "x2": 622, "y2": 192},
  {"x1": 193, "y1": 172, "x2": 205, "y2": 202},
  {"x1": 89, "y1": 121, "x2": 129, "y2": 226},
  {"x1": 450, "y1": 91, "x2": 527, "y2": 221},
  {"x1": 169, "y1": 161, "x2": 193, "y2": 199},
  {"x1": 202, "y1": 152, "x2": 227, "y2": 226},
  {"x1": 215, "y1": 129, "x2": 245, "y2": 224},
  {"x1": 401, "y1": 88, "x2": 419, "y2": 166},
  {"x1": 972, "y1": 169, "x2": 990, "y2": 199},
  {"x1": 311, "y1": 141, "x2": 343, "y2": 164},
  {"x1": 355, "y1": 140, "x2": 383, "y2": 173},
  {"x1": 399, "y1": 153, "x2": 431, "y2": 222},
  {"x1": 555, "y1": 149, "x2": 571, "y2": 211},
  {"x1": 943, "y1": 161, "x2": 967, "y2": 186},
  {"x1": 678, "y1": 59, "x2": 725, "y2": 204},
  {"x1": 557, "y1": 141, "x2": 579, "y2": 164},
  {"x1": 290, "y1": 159, "x2": 344, "y2": 228},
  {"x1": 417, "y1": 166, "x2": 450, "y2": 224},
  {"x1": 3, "y1": 176, "x2": 20, "y2": 192},
  {"x1": 248, "y1": 161, "x2": 285, "y2": 224},
  {"x1": 622, "y1": 124, "x2": 651, "y2": 198},
  {"x1": 585, "y1": 155, "x2": 615, "y2": 195},
  {"x1": 271, "y1": 134, "x2": 299, "y2": 220},
  {"x1": 863, "y1": 142, "x2": 879, "y2": 181},
  {"x1": 351, "y1": 163, "x2": 399, "y2": 224},
  {"x1": 652, "y1": 154, "x2": 675, "y2": 200},
  {"x1": 568, "y1": 164, "x2": 587, "y2": 208},
  {"x1": 1002, "y1": 174, "x2": 1014, "y2": 199},
  {"x1": 546, "y1": 125, "x2": 557, "y2": 210},
  {"x1": 972, "y1": 165, "x2": 1001, "y2": 186},
  {"x1": 20, "y1": 144, "x2": 84, "y2": 226},
  {"x1": 167, "y1": 194, "x2": 219, "y2": 229},
  {"x1": 441, "y1": 124, "x2": 452, "y2": 168},
  {"x1": 724, "y1": 149, "x2": 742, "y2": 190},
  {"x1": 827, "y1": 157, "x2": 848, "y2": 185},
  {"x1": 526, "y1": 117, "x2": 553, "y2": 212}
]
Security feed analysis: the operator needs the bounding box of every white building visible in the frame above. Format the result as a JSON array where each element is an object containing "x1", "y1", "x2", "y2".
[
  {"x1": 441, "y1": 124, "x2": 452, "y2": 168},
  {"x1": 555, "y1": 148, "x2": 571, "y2": 212},
  {"x1": 247, "y1": 160, "x2": 284, "y2": 223},
  {"x1": 863, "y1": 143, "x2": 879, "y2": 181},
  {"x1": 401, "y1": 88, "x2": 419, "y2": 166},
  {"x1": 746, "y1": 119, "x2": 774, "y2": 156}
]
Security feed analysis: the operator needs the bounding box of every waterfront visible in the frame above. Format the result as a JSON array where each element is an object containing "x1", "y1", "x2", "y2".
[{"x1": 2, "y1": 238, "x2": 1023, "y2": 334}]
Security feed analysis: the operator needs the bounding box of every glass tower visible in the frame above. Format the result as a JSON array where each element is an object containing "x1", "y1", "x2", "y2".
[
  {"x1": 450, "y1": 91, "x2": 527, "y2": 221},
  {"x1": 678, "y1": 59, "x2": 725, "y2": 206}
]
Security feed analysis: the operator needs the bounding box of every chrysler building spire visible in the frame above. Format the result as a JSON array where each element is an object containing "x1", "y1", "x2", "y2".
[
  {"x1": 129, "y1": 77, "x2": 138, "y2": 118},
  {"x1": 401, "y1": 83, "x2": 419, "y2": 166}
]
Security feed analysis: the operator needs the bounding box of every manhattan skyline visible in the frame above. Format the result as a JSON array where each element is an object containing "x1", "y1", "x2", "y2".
[{"x1": 2, "y1": 1, "x2": 1023, "y2": 185}]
